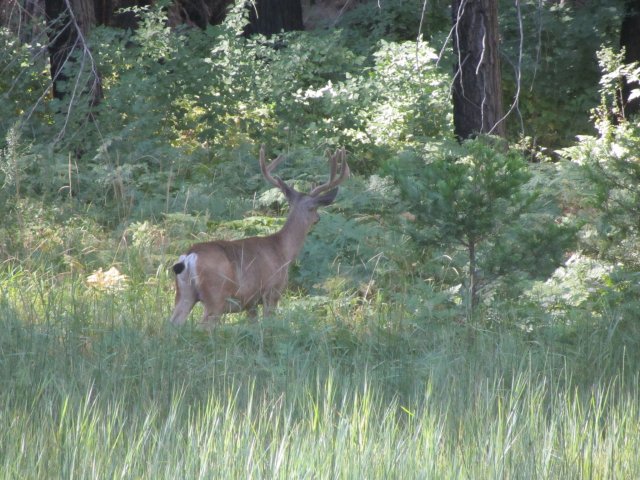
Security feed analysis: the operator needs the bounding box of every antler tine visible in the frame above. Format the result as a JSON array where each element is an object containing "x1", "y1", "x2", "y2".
[
  {"x1": 309, "y1": 147, "x2": 350, "y2": 197},
  {"x1": 259, "y1": 144, "x2": 286, "y2": 188},
  {"x1": 328, "y1": 148, "x2": 339, "y2": 182}
]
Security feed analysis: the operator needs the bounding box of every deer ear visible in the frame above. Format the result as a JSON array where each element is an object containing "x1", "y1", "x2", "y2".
[{"x1": 313, "y1": 187, "x2": 339, "y2": 206}]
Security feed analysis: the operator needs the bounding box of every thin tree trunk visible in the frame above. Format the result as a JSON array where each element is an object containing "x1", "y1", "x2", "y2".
[
  {"x1": 451, "y1": 0, "x2": 505, "y2": 140},
  {"x1": 45, "y1": 0, "x2": 74, "y2": 100}
]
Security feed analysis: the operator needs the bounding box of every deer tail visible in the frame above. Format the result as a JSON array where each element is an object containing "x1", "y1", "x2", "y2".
[{"x1": 172, "y1": 253, "x2": 197, "y2": 277}]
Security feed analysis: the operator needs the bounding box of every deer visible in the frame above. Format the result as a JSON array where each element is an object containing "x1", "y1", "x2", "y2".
[{"x1": 169, "y1": 145, "x2": 350, "y2": 328}]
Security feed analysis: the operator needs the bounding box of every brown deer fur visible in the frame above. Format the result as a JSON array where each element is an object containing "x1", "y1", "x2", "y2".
[{"x1": 169, "y1": 146, "x2": 349, "y2": 327}]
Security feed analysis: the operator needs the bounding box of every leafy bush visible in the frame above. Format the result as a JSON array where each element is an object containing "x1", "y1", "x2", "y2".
[
  {"x1": 0, "y1": 27, "x2": 51, "y2": 143},
  {"x1": 282, "y1": 39, "x2": 451, "y2": 171},
  {"x1": 561, "y1": 49, "x2": 640, "y2": 265},
  {"x1": 2, "y1": 3, "x2": 455, "y2": 227}
]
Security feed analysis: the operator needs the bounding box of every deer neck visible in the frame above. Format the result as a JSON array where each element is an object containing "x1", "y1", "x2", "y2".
[{"x1": 276, "y1": 214, "x2": 312, "y2": 263}]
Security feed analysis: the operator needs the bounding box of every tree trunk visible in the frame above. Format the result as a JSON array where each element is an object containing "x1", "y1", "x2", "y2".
[
  {"x1": 244, "y1": 0, "x2": 303, "y2": 36},
  {"x1": 45, "y1": 0, "x2": 102, "y2": 104},
  {"x1": 620, "y1": 0, "x2": 640, "y2": 117},
  {"x1": 164, "y1": 0, "x2": 228, "y2": 29},
  {"x1": 45, "y1": 0, "x2": 75, "y2": 100},
  {"x1": 94, "y1": 0, "x2": 153, "y2": 29},
  {"x1": 451, "y1": 0, "x2": 505, "y2": 140}
]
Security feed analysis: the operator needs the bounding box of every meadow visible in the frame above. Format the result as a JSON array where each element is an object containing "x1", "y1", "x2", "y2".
[{"x1": 1, "y1": 262, "x2": 639, "y2": 479}]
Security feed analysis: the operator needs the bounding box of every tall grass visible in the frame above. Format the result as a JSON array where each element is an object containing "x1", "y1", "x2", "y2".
[{"x1": 1, "y1": 267, "x2": 639, "y2": 478}]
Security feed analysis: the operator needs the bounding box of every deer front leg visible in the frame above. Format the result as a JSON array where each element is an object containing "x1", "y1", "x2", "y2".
[
  {"x1": 262, "y1": 288, "x2": 283, "y2": 318},
  {"x1": 245, "y1": 305, "x2": 259, "y2": 323},
  {"x1": 199, "y1": 315, "x2": 222, "y2": 332},
  {"x1": 199, "y1": 306, "x2": 225, "y2": 331}
]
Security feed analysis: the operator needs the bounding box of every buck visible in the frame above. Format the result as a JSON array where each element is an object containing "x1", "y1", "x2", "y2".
[{"x1": 169, "y1": 145, "x2": 350, "y2": 327}]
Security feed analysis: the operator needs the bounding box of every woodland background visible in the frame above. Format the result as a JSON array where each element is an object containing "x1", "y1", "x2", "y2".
[{"x1": 1, "y1": 0, "x2": 640, "y2": 477}]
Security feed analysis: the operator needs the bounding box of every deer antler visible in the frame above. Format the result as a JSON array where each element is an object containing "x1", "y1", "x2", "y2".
[
  {"x1": 259, "y1": 144, "x2": 286, "y2": 188},
  {"x1": 308, "y1": 148, "x2": 350, "y2": 197}
]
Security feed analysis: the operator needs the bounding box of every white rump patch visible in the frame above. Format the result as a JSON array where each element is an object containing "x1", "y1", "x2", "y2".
[
  {"x1": 176, "y1": 253, "x2": 199, "y2": 287},
  {"x1": 179, "y1": 253, "x2": 197, "y2": 273}
]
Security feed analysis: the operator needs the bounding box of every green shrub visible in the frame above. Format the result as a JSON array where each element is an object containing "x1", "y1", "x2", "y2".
[{"x1": 389, "y1": 138, "x2": 575, "y2": 312}]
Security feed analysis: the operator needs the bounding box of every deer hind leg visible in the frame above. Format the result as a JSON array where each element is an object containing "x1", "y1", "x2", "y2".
[
  {"x1": 170, "y1": 295, "x2": 197, "y2": 326},
  {"x1": 169, "y1": 254, "x2": 198, "y2": 326},
  {"x1": 196, "y1": 261, "x2": 239, "y2": 330},
  {"x1": 199, "y1": 304, "x2": 224, "y2": 330}
]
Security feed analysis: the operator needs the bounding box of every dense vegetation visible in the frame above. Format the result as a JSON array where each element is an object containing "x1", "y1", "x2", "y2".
[{"x1": 1, "y1": 0, "x2": 640, "y2": 477}]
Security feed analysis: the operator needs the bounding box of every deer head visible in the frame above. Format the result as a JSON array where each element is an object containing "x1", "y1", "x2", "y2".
[{"x1": 169, "y1": 145, "x2": 350, "y2": 328}]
